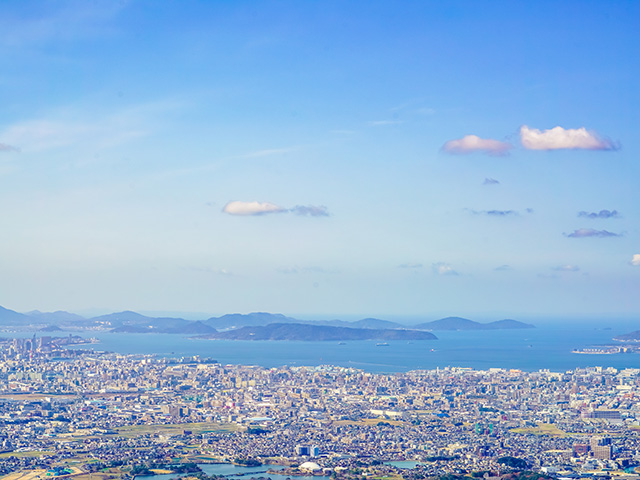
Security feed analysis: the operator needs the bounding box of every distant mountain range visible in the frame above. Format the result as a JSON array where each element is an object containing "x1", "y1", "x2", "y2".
[
  {"x1": 111, "y1": 320, "x2": 216, "y2": 335},
  {"x1": 0, "y1": 305, "x2": 534, "y2": 338},
  {"x1": 27, "y1": 310, "x2": 86, "y2": 323},
  {"x1": 0, "y1": 306, "x2": 33, "y2": 325}
]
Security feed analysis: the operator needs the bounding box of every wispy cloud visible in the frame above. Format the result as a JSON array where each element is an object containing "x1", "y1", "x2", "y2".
[
  {"x1": 277, "y1": 266, "x2": 337, "y2": 274},
  {"x1": 494, "y1": 265, "x2": 512, "y2": 271},
  {"x1": 0, "y1": 2, "x2": 126, "y2": 48},
  {"x1": 277, "y1": 267, "x2": 299, "y2": 274},
  {"x1": 566, "y1": 228, "x2": 622, "y2": 238},
  {"x1": 416, "y1": 107, "x2": 436, "y2": 115},
  {"x1": 552, "y1": 265, "x2": 580, "y2": 272},
  {"x1": 398, "y1": 263, "x2": 423, "y2": 269},
  {"x1": 0, "y1": 143, "x2": 19, "y2": 152},
  {"x1": 367, "y1": 120, "x2": 403, "y2": 126},
  {"x1": 0, "y1": 100, "x2": 182, "y2": 154},
  {"x1": 520, "y1": 125, "x2": 618, "y2": 151},
  {"x1": 578, "y1": 209, "x2": 619, "y2": 219},
  {"x1": 223, "y1": 201, "x2": 330, "y2": 217},
  {"x1": 330, "y1": 129, "x2": 356, "y2": 135},
  {"x1": 1, "y1": 119, "x2": 97, "y2": 152},
  {"x1": 389, "y1": 98, "x2": 436, "y2": 116},
  {"x1": 466, "y1": 208, "x2": 526, "y2": 217},
  {"x1": 222, "y1": 201, "x2": 287, "y2": 216},
  {"x1": 242, "y1": 147, "x2": 297, "y2": 158},
  {"x1": 483, "y1": 177, "x2": 500, "y2": 185},
  {"x1": 442, "y1": 135, "x2": 512, "y2": 156},
  {"x1": 480, "y1": 209, "x2": 516, "y2": 216},
  {"x1": 290, "y1": 205, "x2": 329, "y2": 217},
  {"x1": 186, "y1": 266, "x2": 233, "y2": 276},
  {"x1": 631, "y1": 255, "x2": 640, "y2": 267},
  {"x1": 432, "y1": 262, "x2": 459, "y2": 276},
  {"x1": 538, "y1": 273, "x2": 559, "y2": 280}
]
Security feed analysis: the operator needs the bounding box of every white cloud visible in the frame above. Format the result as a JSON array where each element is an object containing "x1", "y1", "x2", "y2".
[
  {"x1": 222, "y1": 201, "x2": 287, "y2": 216},
  {"x1": 442, "y1": 135, "x2": 512, "y2": 156},
  {"x1": 520, "y1": 125, "x2": 618, "y2": 151},
  {"x1": 552, "y1": 265, "x2": 580, "y2": 272},
  {"x1": 222, "y1": 201, "x2": 330, "y2": 217},
  {"x1": 432, "y1": 262, "x2": 459, "y2": 276},
  {"x1": 631, "y1": 254, "x2": 640, "y2": 267}
]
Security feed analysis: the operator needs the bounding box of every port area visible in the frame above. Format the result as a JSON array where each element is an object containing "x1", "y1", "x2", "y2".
[{"x1": 572, "y1": 344, "x2": 640, "y2": 354}]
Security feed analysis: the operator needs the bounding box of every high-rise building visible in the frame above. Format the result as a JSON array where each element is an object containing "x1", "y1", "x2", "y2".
[
  {"x1": 591, "y1": 436, "x2": 612, "y2": 459},
  {"x1": 296, "y1": 445, "x2": 310, "y2": 456}
]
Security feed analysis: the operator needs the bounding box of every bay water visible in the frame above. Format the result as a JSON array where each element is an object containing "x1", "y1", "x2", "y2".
[{"x1": 10, "y1": 318, "x2": 640, "y2": 373}]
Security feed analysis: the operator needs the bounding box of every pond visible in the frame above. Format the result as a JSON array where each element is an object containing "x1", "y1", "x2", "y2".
[
  {"x1": 384, "y1": 461, "x2": 423, "y2": 469},
  {"x1": 136, "y1": 463, "x2": 331, "y2": 480}
]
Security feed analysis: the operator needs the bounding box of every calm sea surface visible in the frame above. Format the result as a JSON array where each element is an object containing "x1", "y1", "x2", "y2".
[{"x1": 7, "y1": 319, "x2": 640, "y2": 373}]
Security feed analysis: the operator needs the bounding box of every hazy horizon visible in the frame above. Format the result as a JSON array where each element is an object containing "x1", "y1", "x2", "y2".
[{"x1": 5, "y1": 303, "x2": 638, "y2": 327}]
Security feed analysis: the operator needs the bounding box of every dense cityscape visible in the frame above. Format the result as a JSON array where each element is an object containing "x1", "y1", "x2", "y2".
[{"x1": 2, "y1": 337, "x2": 640, "y2": 480}]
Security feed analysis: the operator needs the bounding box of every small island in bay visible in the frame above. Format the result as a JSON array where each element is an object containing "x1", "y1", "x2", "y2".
[
  {"x1": 197, "y1": 323, "x2": 438, "y2": 341},
  {"x1": 613, "y1": 330, "x2": 640, "y2": 342},
  {"x1": 412, "y1": 317, "x2": 535, "y2": 331},
  {"x1": 570, "y1": 329, "x2": 640, "y2": 354}
]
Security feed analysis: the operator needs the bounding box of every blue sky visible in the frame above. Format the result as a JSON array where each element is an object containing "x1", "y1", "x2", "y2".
[{"x1": 0, "y1": 0, "x2": 638, "y2": 320}]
